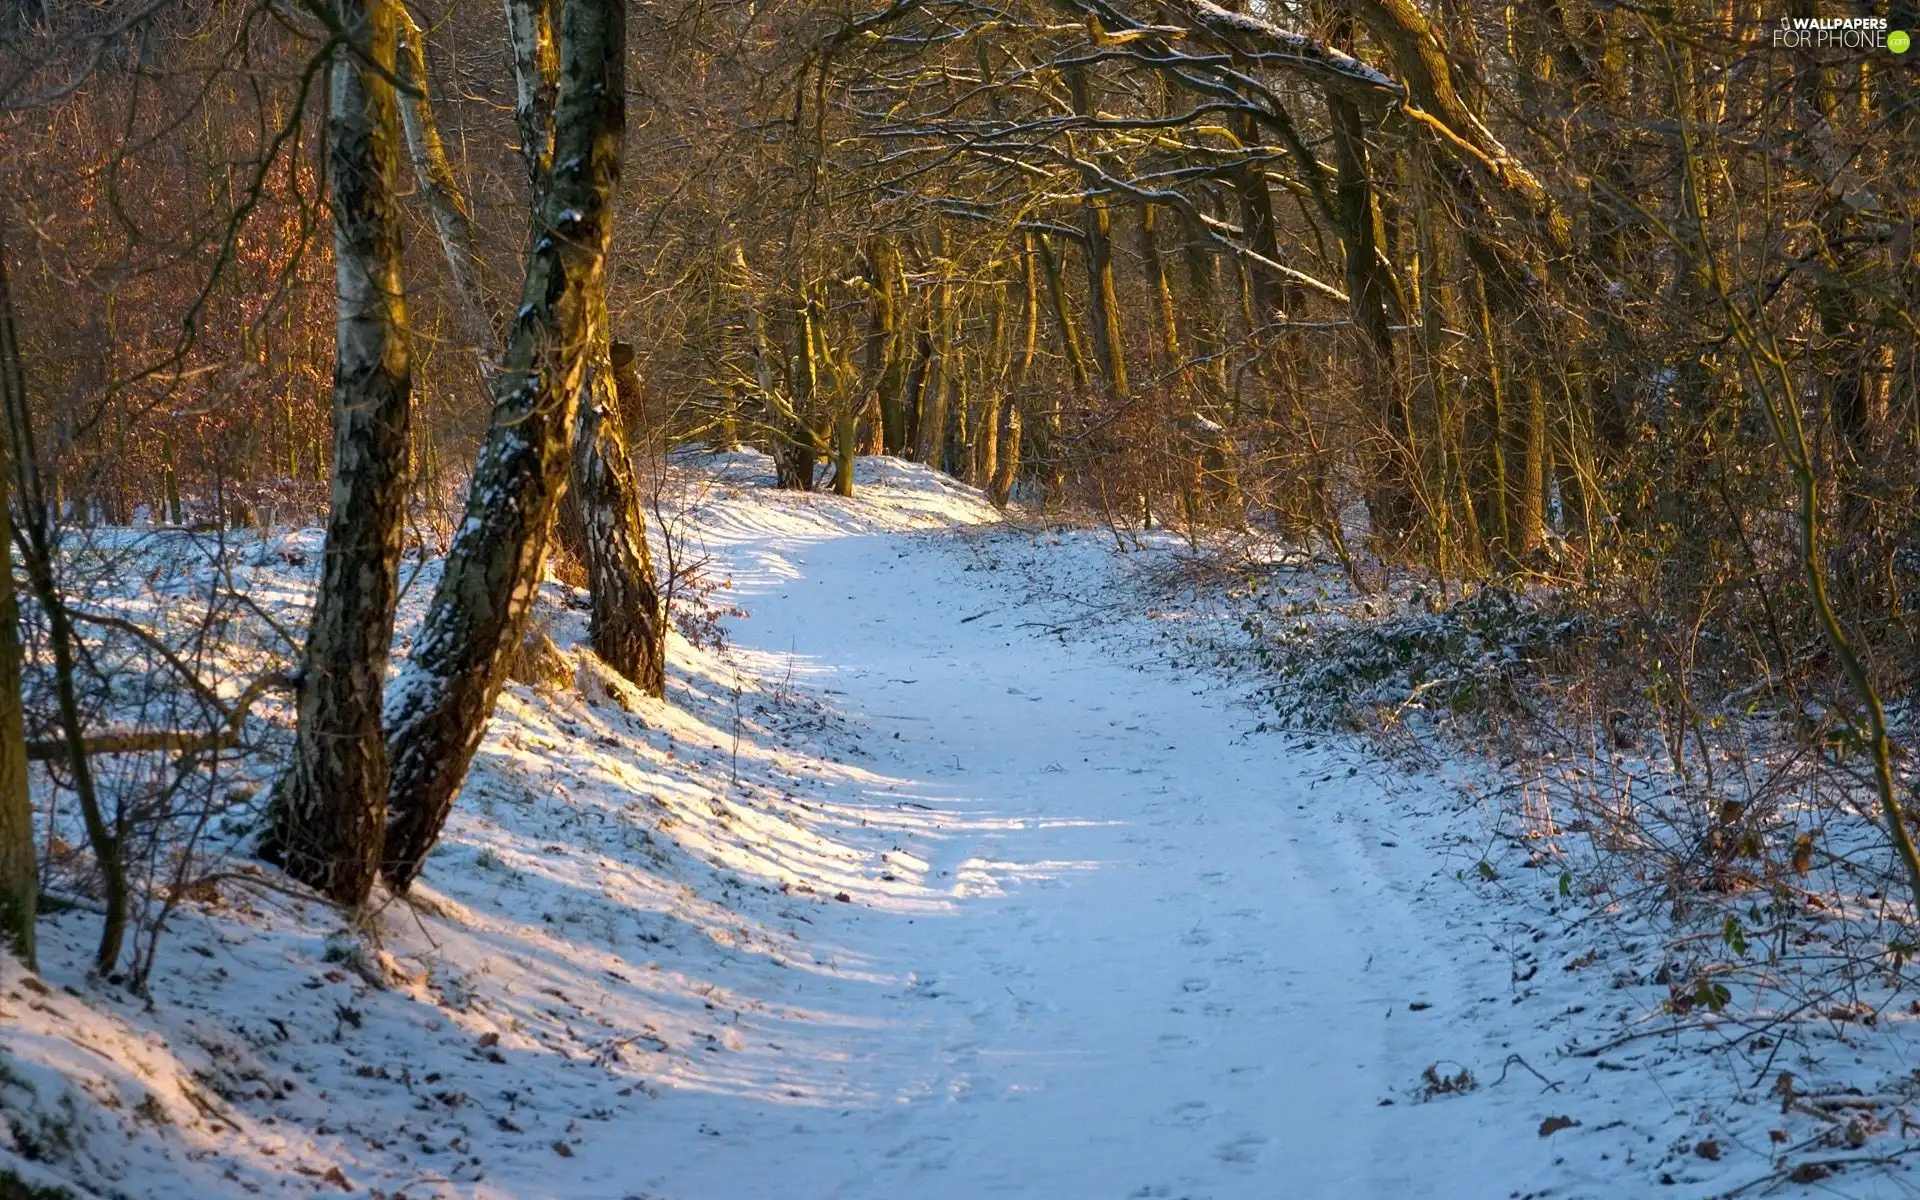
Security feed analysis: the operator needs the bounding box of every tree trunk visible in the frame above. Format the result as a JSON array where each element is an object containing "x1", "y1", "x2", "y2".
[
  {"x1": 263, "y1": 0, "x2": 414, "y2": 908},
  {"x1": 4, "y1": 233, "x2": 129, "y2": 977},
  {"x1": 383, "y1": 0, "x2": 625, "y2": 892},
  {"x1": 1036, "y1": 234, "x2": 1091, "y2": 397},
  {"x1": 1066, "y1": 68, "x2": 1127, "y2": 401},
  {"x1": 868, "y1": 238, "x2": 906, "y2": 455},
  {"x1": 505, "y1": 0, "x2": 559, "y2": 193},
  {"x1": 832, "y1": 404, "x2": 858, "y2": 495},
  {"x1": 1327, "y1": 87, "x2": 1414, "y2": 547},
  {"x1": 570, "y1": 310, "x2": 665, "y2": 693},
  {"x1": 989, "y1": 398, "x2": 1021, "y2": 508},
  {"x1": 1230, "y1": 113, "x2": 1293, "y2": 325},
  {"x1": 916, "y1": 232, "x2": 953, "y2": 465},
  {"x1": 0, "y1": 224, "x2": 35, "y2": 972},
  {"x1": 395, "y1": 9, "x2": 494, "y2": 360}
]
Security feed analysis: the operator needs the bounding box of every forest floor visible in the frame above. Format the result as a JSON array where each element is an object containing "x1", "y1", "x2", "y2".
[{"x1": 5, "y1": 453, "x2": 1920, "y2": 1199}]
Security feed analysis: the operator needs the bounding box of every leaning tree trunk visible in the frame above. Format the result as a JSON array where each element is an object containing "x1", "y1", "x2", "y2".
[
  {"x1": 262, "y1": 0, "x2": 413, "y2": 908},
  {"x1": 395, "y1": 8, "x2": 494, "y2": 360},
  {"x1": 402, "y1": 0, "x2": 663, "y2": 696},
  {"x1": 383, "y1": 0, "x2": 625, "y2": 892},
  {"x1": 570, "y1": 304, "x2": 666, "y2": 694},
  {"x1": 0, "y1": 224, "x2": 34, "y2": 971}
]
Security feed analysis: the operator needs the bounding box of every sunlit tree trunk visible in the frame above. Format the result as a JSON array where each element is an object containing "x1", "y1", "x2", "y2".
[
  {"x1": 1066, "y1": 68, "x2": 1127, "y2": 401},
  {"x1": 571, "y1": 298, "x2": 665, "y2": 692},
  {"x1": 502, "y1": 0, "x2": 667, "y2": 671},
  {"x1": 384, "y1": 0, "x2": 626, "y2": 891},
  {"x1": 395, "y1": 9, "x2": 493, "y2": 360},
  {"x1": 264, "y1": 0, "x2": 414, "y2": 907},
  {"x1": 916, "y1": 231, "x2": 953, "y2": 464},
  {"x1": 868, "y1": 238, "x2": 906, "y2": 455}
]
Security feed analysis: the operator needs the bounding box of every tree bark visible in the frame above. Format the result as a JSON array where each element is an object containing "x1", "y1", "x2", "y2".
[
  {"x1": 263, "y1": 0, "x2": 414, "y2": 907},
  {"x1": 916, "y1": 232, "x2": 953, "y2": 464},
  {"x1": 570, "y1": 315, "x2": 666, "y2": 693},
  {"x1": 1230, "y1": 115, "x2": 1292, "y2": 325},
  {"x1": 1066, "y1": 67, "x2": 1128, "y2": 401},
  {"x1": 395, "y1": 9, "x2": 494, "y2": 359},
  {"x1": 1327, "y1": 87, "x2": 1414, "y2": 545},
  {"x1": 868, "y1": 238, "x2": 907, "y2": 455},
  {"x1": 0, "y1": 223, "x2": 35, "y2": 971},
  {"x1": 505, "y1": 0, "x2": 559, "y2": 194},
  {"x1": 383, "y1": 0, "x2": 625, "y2": 892}
]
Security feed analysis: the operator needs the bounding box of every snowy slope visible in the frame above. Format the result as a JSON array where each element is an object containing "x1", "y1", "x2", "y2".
[{"x1": 4, "y1": 452, "x2": 1917, "y2": 1199}]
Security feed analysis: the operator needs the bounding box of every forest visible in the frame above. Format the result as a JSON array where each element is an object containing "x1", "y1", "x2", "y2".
[{"x1": 1, "y1": 0, "x2": 1919, "y2": 1195}]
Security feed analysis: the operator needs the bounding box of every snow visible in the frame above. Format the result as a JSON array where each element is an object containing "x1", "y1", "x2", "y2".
[{"x1": 5, "y1": 451, "x2": 1920, "y2": 1198}]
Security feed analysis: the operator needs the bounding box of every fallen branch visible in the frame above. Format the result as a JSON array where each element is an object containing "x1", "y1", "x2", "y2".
[{"x1": 27, "y1": 668, "x2": 294, "y2": 761}]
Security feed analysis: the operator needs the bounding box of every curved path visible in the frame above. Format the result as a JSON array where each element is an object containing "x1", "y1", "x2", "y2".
[{"x1": 621, "y1": 502, "x2": 1563, "y2": 1199}]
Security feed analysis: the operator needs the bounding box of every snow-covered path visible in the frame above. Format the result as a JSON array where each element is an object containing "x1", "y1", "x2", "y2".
[
  {"x1": 606, "y1": 504, "x2": 1562, "y2": 1198},
  {"x1": 17, "y1": 461, "x2": 1756, "y2": 1200}
]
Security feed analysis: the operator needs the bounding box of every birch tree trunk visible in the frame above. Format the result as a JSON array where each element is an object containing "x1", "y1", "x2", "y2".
[
  {"x1": 395, "y1": 9, "x2": 494, "y2": 359},
  {"x1": 571, "y1": 305, "x2": 665, "y2": 693},
  {"x1": 403, "y1": 1, "x2": 664, "y2": 694},
  {"x1": 261, "y1": 0, "x2": 413, "y2": 907},
  {"x1": 383, "y1": 0, "x2": 626, "y2": 891},
  {"x1": 506, "y1": 0, "x2": 559, "y2": 193}
]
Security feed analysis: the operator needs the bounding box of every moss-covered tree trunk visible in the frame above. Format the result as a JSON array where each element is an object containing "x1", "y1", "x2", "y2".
[
  {"x1": 262, "y1": 0, "x2": 414, "y2": 907},
  {"x1": 383, "y1": 0, "x2": 625, "y2": 891}
]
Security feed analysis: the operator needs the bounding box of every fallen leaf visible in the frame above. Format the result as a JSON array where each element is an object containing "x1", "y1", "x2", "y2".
[{"x1": 1694, "y1": 1139, "x2": 1721, "y2": 1161}]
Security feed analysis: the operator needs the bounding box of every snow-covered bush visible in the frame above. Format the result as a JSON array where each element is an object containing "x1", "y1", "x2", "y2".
[{"x1": 1241, "y1": 583, "x2": 1593, "y2": 729}]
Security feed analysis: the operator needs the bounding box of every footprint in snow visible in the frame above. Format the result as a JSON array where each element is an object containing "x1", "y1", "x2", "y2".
[
  {"x1": 1152, "y1": 1099, "x2": 1215, "y2": 1128},
  {"x1": 1215, "y1": 1134, "x2": 1269, "y2": 1166}
]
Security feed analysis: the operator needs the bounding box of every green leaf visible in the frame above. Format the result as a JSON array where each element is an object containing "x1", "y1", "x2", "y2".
[{"x1": 1721, "y1": 915, "x2": 1748, "y2": 957}]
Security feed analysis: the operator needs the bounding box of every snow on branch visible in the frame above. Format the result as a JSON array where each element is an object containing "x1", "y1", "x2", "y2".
[{"x1": 1180, "y1": 0, "x2": 1402, "y2": 103}]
